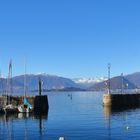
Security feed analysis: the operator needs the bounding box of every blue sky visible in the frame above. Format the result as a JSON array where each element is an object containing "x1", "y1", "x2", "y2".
[{"x1": 0, "y1": 0, "x2": 140, "y2": 78}]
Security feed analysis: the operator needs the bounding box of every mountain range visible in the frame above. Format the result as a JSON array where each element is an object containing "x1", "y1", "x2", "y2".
[
  {"x1": 0, "y1": 74, "x2": 80, "y2": 93},
  {"x1": 125, "y1": 72, "x2": 140, "y2": 88},
  {"x1": 0, "y1": 72, "x2": 140, "y2": 93},
  {"x1": 89, "y1": 76, "x2": 137, "y2": 91},
  {"x1": 73, "y1": 77, "x2": 107, "y2": 88}
]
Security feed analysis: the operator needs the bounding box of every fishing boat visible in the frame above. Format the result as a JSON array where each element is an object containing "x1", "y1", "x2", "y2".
[{"x1": 18, "y1": 62, "x2": 33, "y2": 113}]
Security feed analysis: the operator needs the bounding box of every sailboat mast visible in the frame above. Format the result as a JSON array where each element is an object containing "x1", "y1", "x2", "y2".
[
  {"x1": 121, "y1": 73, "x2": 124, "y2": 94},
  {"x1": 9, "y1": 60, "x2": 13, "y2": 95},
  {"x1": 7, "y1": 60, "x2": 12, "y2": 94},
  {"x1": 24, "y1": 61, "x2": 26, "y2": 98}
]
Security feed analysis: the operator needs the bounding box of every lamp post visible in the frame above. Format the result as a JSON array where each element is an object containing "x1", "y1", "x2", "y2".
[{"x1": 108, "y1": 63, "x2": 111, "y2": 94}]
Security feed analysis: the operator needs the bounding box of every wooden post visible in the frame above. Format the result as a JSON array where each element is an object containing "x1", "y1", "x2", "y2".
[{"x1": 38, "y1": 78, "x2": 41, "y2": 96}]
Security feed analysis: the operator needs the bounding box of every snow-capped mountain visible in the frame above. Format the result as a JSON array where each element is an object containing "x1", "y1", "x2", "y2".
[
  {"x1": 73, "y1": 77, "x2": 107, "y2": 88},
  {"x1": 73, "y1": 77, "x2": 107, "y2": 84}
]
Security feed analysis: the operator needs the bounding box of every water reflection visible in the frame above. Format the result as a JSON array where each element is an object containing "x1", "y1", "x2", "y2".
[
  {"x1": 18, "y1": 113, "x2": 31, "y2": 119},
  {"x1": 0, "y1": 111, "x2": 48, "y2": 140},
  {"x1": 2, "y1": 92, "x2": 140, "y2": 140},
  {"x1": 103, "y1": 105, "x2": 140, "y2": 119},
  {"x1": 103, "y1": 106, "x2": 111, "y2": 123},
  {"x1": 103, "y1": 105, "x2": 138, "y2": 135},
  {"x1": 34, "y1": 112, "x2": 48, "y2": 136},
  {"x1": 103, "y1": 106, "x2": 111, "y2": 140}
]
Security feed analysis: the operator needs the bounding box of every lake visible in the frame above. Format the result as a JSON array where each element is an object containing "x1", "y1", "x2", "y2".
[{"x1": 1, "y1": 92, "x2": 140, "y2": 140}]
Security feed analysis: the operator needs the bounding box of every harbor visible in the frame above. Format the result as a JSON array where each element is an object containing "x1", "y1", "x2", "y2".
[
  {"x1": 0, "y1": 60, "x2": 49, "y2": 115},
  {"x1": 103, "y1": 64, "x2": 140, "y2": 109},
  {"x1": 0, "y1": 78, "x2": 49, "y2": 114},
  {"x1": 1, "y1": 91, "x2": 140, "y2": 140},
  {"x1": 0, "y1": 95, "x2": 49, "y2": 114},
  {"x1": 0, "y1": 95, "x2": 34, "y2": 113}
]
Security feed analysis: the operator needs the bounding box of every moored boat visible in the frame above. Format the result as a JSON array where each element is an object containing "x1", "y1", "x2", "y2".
[
  {"x1": 3, "y1": 104, "x2": 18, "y2": 114},
  {"x1": 18, "y1": 98, "x2": 33, "y2": 113},
  {"x1": 3, "y1": 61, "x2": 18, "y2": 114},
  {"x1": 18, "y1": 62, "x2": 33, "y2": 113}
]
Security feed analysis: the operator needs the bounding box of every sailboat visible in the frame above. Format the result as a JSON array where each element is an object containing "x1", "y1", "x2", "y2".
[
  {"x1": 18, "y1": 63, "x2": 33, "y2": 113},
  {"x1": 18, "y1": 98, "x2": 33, "y2": 113},
  {"x1": 3, "y1": 60, "x2": 18, "y2": 114}
]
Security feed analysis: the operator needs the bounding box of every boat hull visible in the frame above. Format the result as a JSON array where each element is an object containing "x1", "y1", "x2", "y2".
[
  {"x1": 3, "y1": 104, "x2": 18, "y2": 114},
  {"x1": 18, "y1": 104, "x2": 33, "y2": 113}
]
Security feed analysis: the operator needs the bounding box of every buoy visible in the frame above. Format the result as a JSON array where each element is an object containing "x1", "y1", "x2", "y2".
[
  {"x1": 59, "y1": 137, "x2": 65, "y2": 140},
  {"x1": 126, "y1": 126, "x2": 129, "y2": 130}
]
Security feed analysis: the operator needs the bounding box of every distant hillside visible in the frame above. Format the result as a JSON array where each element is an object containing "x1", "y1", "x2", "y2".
[
  {"x1": 125, "y1": 72, "x2": 140, "y2": 88},
  {"x1": 89, "y1": 76, "x2": 137, "y2": 91},
  {"x1": 0, "y1": 74, "x2": 82, "y2": 93}
]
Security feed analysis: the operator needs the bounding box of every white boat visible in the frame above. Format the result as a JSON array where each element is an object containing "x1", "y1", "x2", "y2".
[
  {"x1": 3, "y1": 104, "x2": 18, "y2": 114},
  {"x1": 18, "y1": 98, "x2": 33, "y2": 113},
  {"x1": 18, "y1": 62, "x2": 33, "y2": 113}
]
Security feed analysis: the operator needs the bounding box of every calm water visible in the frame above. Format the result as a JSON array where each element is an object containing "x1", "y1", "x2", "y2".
[{"x1": 1, "y1": 92, "x2": 140, "y2": 140}]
